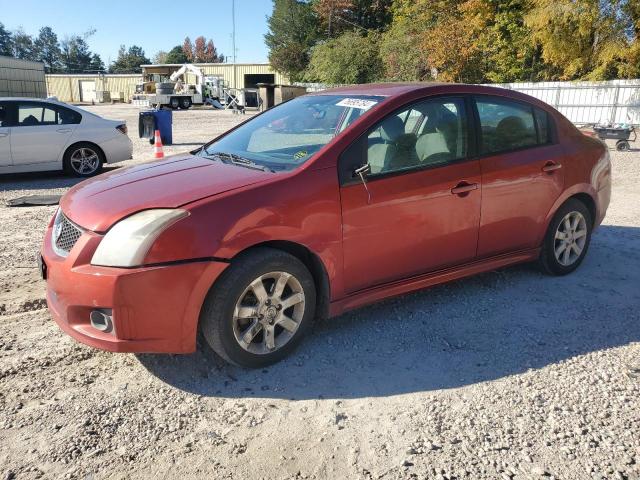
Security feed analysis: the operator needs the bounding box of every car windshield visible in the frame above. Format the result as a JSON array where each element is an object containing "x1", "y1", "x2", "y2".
[{"x1": 201, "y1": 94, "x2": 383, "y2": 171}]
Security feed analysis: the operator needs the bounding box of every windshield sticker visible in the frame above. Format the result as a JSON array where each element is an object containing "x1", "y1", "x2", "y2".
[
  {"x1": 293, "y1": 150, "x2": 308, "y2": 160},
  {"x1": 336, "y1": 98, "x2": 378, "y2": 110}
]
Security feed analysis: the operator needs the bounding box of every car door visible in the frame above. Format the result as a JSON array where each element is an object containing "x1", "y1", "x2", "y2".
[
  {"x1": 473, "y1": 96, "x2": 565, "y2": 258},
  {"x1": 339, "y1": 96, "x2": 481, "y2": 293},
  {"x1": 0, "y1": 102, "x2": 12, "y2": 167},
  {"x1": 10, "y1": 101, "x2": 75, "y2": 165}
]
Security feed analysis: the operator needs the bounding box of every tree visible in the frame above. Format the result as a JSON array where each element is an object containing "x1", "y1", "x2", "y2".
[
  {"x1": 88, "y1": 53, "x2": 105, "y2": 72},
  {"x1": 314, "y1": 0, "x2": 355, "y2": 37},
  {"x1": 12, "y1": 28, "x2": 35, "y2": 60},
  {"x1": 314, "y1": 0, "x2": 393, "y2": 36},
  {"x1": 34, "y1": 27, "x2": 62, "y2": 72},
  {"x1": 265, "y1": 0, "x2": 320, "y2": 81},
  {"x1": 205, "y1": 39, "x2": 218, "y2": 62},
  {"x1": 153, "y1": 50, "x2": 168, "y2": 64},
  {"x1": 0, "y1": 22, "x2": 13, "y2": 56},
  {"x1": 182, "y1": 37, "x2": 194, "y2": 61},
  {"x1": 109, "y1": 45, "x2": 150, "y2": 73},
  {"x1": 165, "y1": 45, "x2": 188, "y2": 63},
  {"x1": 305, "y1": 31, "x2": 384, "y2": 83},
  {"x1": 194, "y1": 36, "x2": 206, "y2": 62},
  {"x1": 60, "y1": 35, "x2": 93, "y2": 72},
  {"x1": 526, "y1": 0, "x2": 634, "y2": 80}
]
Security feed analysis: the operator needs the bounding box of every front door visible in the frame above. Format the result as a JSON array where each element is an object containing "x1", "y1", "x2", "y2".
[
  {"x1": 0, "y1": 102, "x2": 11, "y2": 166},
  {"x1": 473, "y1": 96, "x2": 565, "y2": 257},
  {"x1": 339, "y1": 96, "x2": 481, "y2": 293},
  {"x1": 10, "y1": 102, "x2": 75, "y2": 165}
]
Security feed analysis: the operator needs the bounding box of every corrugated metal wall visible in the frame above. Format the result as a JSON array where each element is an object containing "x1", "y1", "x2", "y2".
[
  {"x1": 489, "y1": 79, "x2": 640, "y2": 125},
  {"x1": 46, "y1": 74, "x2": 142, "y2": 103},
  {"x1": 0, "y1": 56, "x2": 47, "y2": 98},
  {"x1": 144, "y1": 63, "x2": 287, "y2": 89}
]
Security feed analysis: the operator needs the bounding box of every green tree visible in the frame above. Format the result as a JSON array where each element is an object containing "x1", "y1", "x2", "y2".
[
  {"x1": 305, "y1": 30, "x2": 384, "y2": 83},
  {"x1": 12, "y1": 28, "x2": 35, "y2": 60},
  {"x1": 0, "y1": 22, "x2": 13, "y2": 56},
  {"x1": 60, "y1": 35, "x2": 93, "y2": 72},
  {"x1": 34, "y1": 26, "x2": 62, "y2": 72},
  {"x1": 109, "y1": 45, "x2": 150, "y2": 73},
  {"x1": 165, "y1": 45, "x2": 188, "y2": 64},
  {"x1": 153, "y1": 50, "x2": 168, "y2": 64},
  {"x1": 88, "y1": 53, "x2": 105, "y2": 72},
  {"x1": 265, "y1": 0, "x2": 320, "y2": 81}
]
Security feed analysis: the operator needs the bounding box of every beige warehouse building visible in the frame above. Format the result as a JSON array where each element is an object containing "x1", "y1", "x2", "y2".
[{"x1": 46, "y1": 63, "x2": 287, "y2": 103}]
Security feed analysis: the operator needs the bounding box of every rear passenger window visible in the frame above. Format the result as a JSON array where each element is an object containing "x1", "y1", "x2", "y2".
[
  {"x1": 16, "y1": 103, "x2": 81, "y2": 126},
  {"x1": 366, "y1": 97, "x2": 467, "y2": 175},
  {"x1": 0, "y1": 104, "x2": 7, "y2": 127},
  {"x1": 475, "y1": 98, "x2": 539, "y2": 154}
]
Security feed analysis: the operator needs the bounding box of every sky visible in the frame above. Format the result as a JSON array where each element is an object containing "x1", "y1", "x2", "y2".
[{"x1": 0, "y1": 0, "x2": 272, "y2": 64}]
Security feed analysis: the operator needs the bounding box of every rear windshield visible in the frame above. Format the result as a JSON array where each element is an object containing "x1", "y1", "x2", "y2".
[{"x1": 201, "y1": 94, "x2": 383, "y2": 171}]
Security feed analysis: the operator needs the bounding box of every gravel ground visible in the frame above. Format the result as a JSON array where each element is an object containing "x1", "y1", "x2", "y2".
[{"x1": 0, "y1": 104, "x2": 639, "y2": 480}]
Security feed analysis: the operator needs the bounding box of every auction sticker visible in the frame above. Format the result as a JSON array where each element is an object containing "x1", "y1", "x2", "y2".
[{"x1": 336, "y1": 98, "x2": 378, "y2": 110}]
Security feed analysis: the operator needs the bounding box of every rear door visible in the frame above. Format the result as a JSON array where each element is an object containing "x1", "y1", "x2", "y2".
[
  {"x1": 473, "y1": 96, "x2": 564, "y2": 257},
  {"x1": 0, "y1": 102, "x2": 11, "y2": 166},
  {"x1": 10, "y1": 102, "x2": 76, "y2": 166}
]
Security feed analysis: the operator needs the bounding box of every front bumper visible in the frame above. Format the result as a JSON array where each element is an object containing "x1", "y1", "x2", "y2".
[{"x1": 42, "y1": 225, "x2": 228, "y2": 353}]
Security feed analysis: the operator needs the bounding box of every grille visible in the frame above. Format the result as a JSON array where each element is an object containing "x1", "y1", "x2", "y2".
[{"x1": 53, "y1": 212, "x2": 83, "y2": 256}]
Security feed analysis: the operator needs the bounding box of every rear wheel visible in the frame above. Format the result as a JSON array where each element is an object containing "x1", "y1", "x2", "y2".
[
  {"x1": 180, "y1": 97, "x2": 191, "y2": 109},
  {"x1": 539, "y1": 199, "x2": 592, "y2": 275},
  {"x1": 200, "y1": 248, "x2": 316, "y2": 368},
  {"x1": 169, "y1": 97, "x2": 180, "y2": 109},
  {"x1": 63, "y1": 143, "x2": 104, "y2": 177},
  {"x1": 616, "y1": 140, "x2": 630, "y2": 151}
]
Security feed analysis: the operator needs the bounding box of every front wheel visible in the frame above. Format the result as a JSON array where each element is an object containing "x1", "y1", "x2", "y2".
[
  {"x1": 200, "y1": 248, "x2": 316, "y2": 368},
  {"x1": 616, "y1": 140, "x2": 630, "y2": 151},
  {"x1": 539, "y1": 199, "x2": 592, "y2": 275},
  {"x1": 180, "y1": 97, "x2": 191, "y2": 109},
  {"x1": 169, "y1": 97, "x2": 180, "y2": 109}
]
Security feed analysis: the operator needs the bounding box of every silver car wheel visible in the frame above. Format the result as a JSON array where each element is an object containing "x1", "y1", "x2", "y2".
[
  {"x1": 554, "y1": 211, "x2": 588, "y2": 266},
  {"x1": 70, "y1": 147, "x2": 100, "y2": 175},
  {"x1": 232, "y1": 271, "x2": 305, "y2": 355}
]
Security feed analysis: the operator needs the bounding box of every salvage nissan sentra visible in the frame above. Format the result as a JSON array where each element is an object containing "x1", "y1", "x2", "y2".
[{"x1": 41, "y1": 83, "x2": 611, "y2": 368}]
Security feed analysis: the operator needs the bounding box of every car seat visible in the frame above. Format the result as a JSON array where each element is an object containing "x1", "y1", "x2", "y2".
[
  {"x1": 368, "y1": 115, "x2": 404, "y2": 173},
  {"x1": 21, "y1": 115, "x2": 39, "y2": 126},
  {"x1": 495, "y1": 115, "x2": 531, "y2": 150}
]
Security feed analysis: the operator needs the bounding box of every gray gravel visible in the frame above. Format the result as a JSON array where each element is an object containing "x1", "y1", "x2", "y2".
[{"x1": 0, "y1": 105, "x2": 638, "y2": 479}]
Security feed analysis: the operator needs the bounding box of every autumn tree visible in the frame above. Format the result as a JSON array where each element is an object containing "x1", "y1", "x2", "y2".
[
  {"x1": 182, "y1": 37, "x2": 194, "y2": 62},
  {"x1": 194, "y1": 36, "x2": 206, "y2": 62}
]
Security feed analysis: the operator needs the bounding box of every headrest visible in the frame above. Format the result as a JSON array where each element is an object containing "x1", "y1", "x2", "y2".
[{"x1": 379, "y1": 115, "x2": 405, "y2": 142}]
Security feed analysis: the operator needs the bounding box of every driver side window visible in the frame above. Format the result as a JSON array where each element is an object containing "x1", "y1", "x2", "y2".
[{"x1": 367, "y1": 97, "x2": 467, "y2": 175}]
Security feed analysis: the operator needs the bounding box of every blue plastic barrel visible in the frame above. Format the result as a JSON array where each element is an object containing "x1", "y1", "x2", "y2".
[{"x1": 152, "y1": 109, "x2": 173, "y2": 145}]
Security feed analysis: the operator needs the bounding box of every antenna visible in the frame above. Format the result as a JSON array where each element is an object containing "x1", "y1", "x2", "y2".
[{"x1": 232, "y1": 0, "x2": 236, "y2": 64}]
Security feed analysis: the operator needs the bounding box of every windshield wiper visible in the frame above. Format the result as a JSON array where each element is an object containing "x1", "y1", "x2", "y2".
[{"x1": 203, "y1": 151, "x2": 274, "y2": 173}]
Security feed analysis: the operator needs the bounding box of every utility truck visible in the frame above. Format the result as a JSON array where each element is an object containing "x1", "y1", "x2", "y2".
[{"x1": 132, "y1": 64, "x2": 225, "y2": 110}]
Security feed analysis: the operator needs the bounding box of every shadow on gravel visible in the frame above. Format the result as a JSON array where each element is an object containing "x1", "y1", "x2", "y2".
[{"x1": 138, "y1": 225, "x2": 640, "y2": 400}]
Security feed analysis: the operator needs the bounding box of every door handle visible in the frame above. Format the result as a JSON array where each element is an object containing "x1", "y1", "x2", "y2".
[
  {"x1": 57, "y1": 128, "x2": 71, "y2": 133},
  {"x1": 542, "y1": 161, "x2": 562, "y2": 173},
  {"x1": 451, "y1": 182, "x2": 478, "y2": 195},
  {"x1": 0, "y1": 133, "x2": 7, "y2": 138}
]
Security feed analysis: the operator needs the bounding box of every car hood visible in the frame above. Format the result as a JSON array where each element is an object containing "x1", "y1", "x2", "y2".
[{"x1": 60, "y1": 154, "x2": 273, "y2": 232}]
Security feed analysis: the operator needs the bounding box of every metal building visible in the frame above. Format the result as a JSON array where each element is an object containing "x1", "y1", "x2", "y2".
[
  {"x1": 0, "y1": 56, "x2": 47, "y2": 98},
  {"x1": 45, "y1": 74, "x2": 142, "y2": 103}
]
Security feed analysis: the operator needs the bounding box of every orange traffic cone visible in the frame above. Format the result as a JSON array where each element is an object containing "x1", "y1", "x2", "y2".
[{"x1": 153, "y1": 130, "x2": 164, "y2": 159}]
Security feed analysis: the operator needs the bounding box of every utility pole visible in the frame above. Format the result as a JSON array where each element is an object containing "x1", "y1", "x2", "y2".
[{"x1": 232, "y1": 0, "x2": 237, "y2": 64}]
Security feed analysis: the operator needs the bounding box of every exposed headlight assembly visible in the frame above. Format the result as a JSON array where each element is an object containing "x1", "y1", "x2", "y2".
[{"x1": 91, "y1": 209, "x2": 188, "y2": 267}]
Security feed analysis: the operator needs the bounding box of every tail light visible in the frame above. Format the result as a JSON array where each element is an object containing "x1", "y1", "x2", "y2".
[{"x1": 116, "y1": 124, "x2": 128, "y2": 135}]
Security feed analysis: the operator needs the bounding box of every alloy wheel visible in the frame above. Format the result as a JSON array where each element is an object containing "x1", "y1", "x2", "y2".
[
  {"x1": 232, "y1": 271, "x2": 305, "y2": 355},
  {"x1": 554, "y1": 211, "x2": 588, "y2": 266},
  {"x1": 70, "y1": 148, "x2": 100, "y2": 175}
]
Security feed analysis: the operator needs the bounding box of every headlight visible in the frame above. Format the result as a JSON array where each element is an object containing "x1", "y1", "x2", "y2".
[{"x1": 91, "y1": 209, "x2": 188, "y2": 267}]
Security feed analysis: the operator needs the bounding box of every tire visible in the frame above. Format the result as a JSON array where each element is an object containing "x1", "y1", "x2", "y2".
[
  {"x1": 616, "y1": 140, "x2": 630, "y2": 151},
  {"x1": 169, "y1": 97, "x2": 180, "y2": 109},
  {"x1": 180, "y1": 97, "x2": 191, "y2": 109},
  {"x1": 538, "y1": 198, "x2": 593, "y2": 276},
  {"x1": 200, "y1": 248, "x2": 316, "y2": 368},
  {"x1": 63, "y1": 143, "x2": 104, "y2": 177}
]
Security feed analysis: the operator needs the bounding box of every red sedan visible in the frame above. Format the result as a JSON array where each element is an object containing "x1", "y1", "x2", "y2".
[{"x1": 41, "y1": 83, "x2": 611, "y2": 368}]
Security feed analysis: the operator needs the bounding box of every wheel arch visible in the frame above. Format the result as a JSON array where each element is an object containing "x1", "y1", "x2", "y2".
[
  {"x1": 231, "y1": 240, "x2": 331, "y2": 322},
  {"x1": 538, "y1": 187, "x2": 598, "y2": 247}
]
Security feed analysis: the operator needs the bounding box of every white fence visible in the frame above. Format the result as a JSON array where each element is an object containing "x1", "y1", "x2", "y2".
[
  {"x1": 491, "y1": 79, "x2": 640, "y2": 126},
  {"x1": 296, "y1": 79, "x2": 640, "y2": 126}
]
